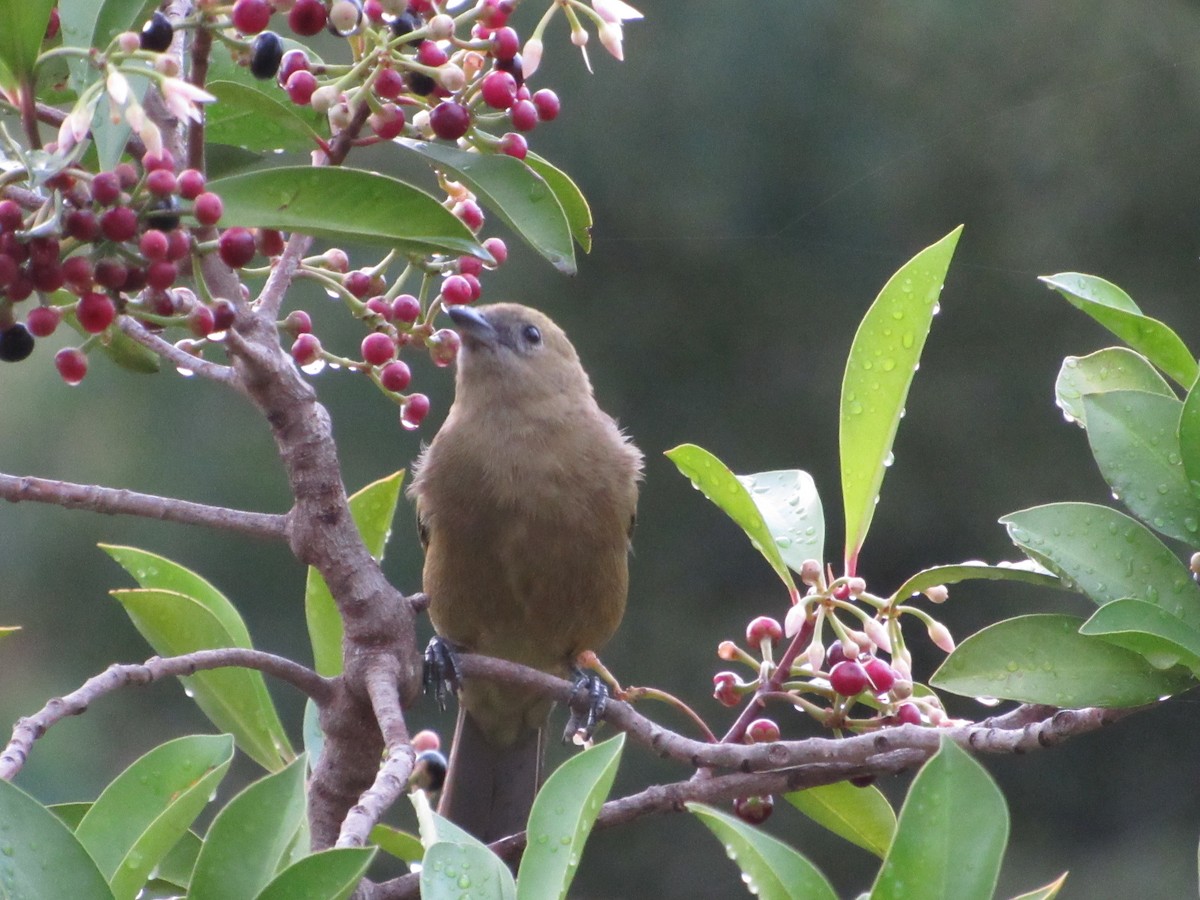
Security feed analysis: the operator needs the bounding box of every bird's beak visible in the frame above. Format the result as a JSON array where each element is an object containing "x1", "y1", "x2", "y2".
[{"x1": 447, "y1": 305, "x2": 498, "y2": 347}]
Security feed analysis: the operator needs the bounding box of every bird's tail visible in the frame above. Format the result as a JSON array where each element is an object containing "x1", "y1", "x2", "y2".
[{"x1": 438, "y1": 705, "x2": 544, "y2": 843}]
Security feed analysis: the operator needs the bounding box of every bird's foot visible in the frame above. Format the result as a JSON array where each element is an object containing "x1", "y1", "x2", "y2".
[
  {"x1": 423, "y1": 636, "x2": 462, "y2": 711},
  {"x1": 564, "y1": 670, "x2": 609, "y2": 746}
]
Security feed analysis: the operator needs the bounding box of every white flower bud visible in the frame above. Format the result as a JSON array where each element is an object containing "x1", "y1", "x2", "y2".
[
  {"x1": 522, "y1": 38, "x2": 544, "y2": 77},
  {"x1": 924, "y1": 584, "x2": 949, "y2": 604},
  {"x1": 927, "y1": 620, "x2": 956, "y2": 653}
]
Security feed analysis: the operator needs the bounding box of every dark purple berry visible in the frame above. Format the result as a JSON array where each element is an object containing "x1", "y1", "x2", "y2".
[
  {"x1": 250, "y1": 31, "x2": 284, "y2": 80},
  {"x1": 140, "y1": 12, "x2": 174, "y2": 52},
  {"x1": 0, "y1": 324, "x2": 34, "y2": 362}
]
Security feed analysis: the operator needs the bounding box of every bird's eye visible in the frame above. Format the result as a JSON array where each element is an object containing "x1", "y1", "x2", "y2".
[{"x1": 522, "y1": 324, "x2": 542, "y2": 345}]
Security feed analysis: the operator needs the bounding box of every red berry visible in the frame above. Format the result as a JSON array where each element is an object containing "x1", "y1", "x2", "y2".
[
  {"x1": 830, "y1": 660, "x2": 870, "y2": 697},
  {"x1": 379, "y1": 359, "x2": 411, "y2": 392},
  {"x1": 291, "y1": 332, "x2": 322, "y2": 365},
  {"x1": 283, "y1": 309, "x2": 312, "y2": 336},
  {"x1": 94, "y1": 258, "x2": 128, "y2": 289},
  {"x1": 745, "y1": 616, "x2": 783, "y2": 648},
  {"x1": 278, "y1": 49, "x2": 310, "y2": 84},
  {"x1": 62, "y1": 256, "x2": 94, "y2": 292},
  {"x1": 344, "y1": 270, "x2": 372, "y2": 298},
  {"x1": 286, "y1": 70, "x2": 318, "y2": 106},
  {"x1": 5, "y1": 271, "x2": 33, "y2": 302},
  {"x1": 146, "y1": 168, "x2": 177, "y2": 197},
  {"x1": 193, "y1": 192, "x2": 223, "y2": 226},
  {"x1": 139, "y1": 229, "x2": 169, "y2": 260},
  {"x1": 90, "y1": 172, "x2": 122, "y2": 206},
  {"x1": 0, "y1": 253, "x2": 16, "y2": 288},
  {"x1": 288, "y1": 0, "x2": 327, "y2": 36},
  {"x1": 218, "y1": 227, "x2": 256, "y2": 268},
  {"x1": 482, "y1": 237, "x2": 507, "y2": 267},
  {"x1": 453, "y1": 200, "x2": 484, "y2": 231},
  {"x1": 510, "y1": 98, "x2": 537, "y2": 132},
  {"x1": 532, "y1": 88, "x2": 560, "y2": 121},
  {"x1": 232, "y1": 0, "x2": 272, "y2": 34},
  {"x1": 416, "y1": 42, "x2": 448, "y2": 67},
  {"x1": 498, "y1": 132, "x2": 527, "y2": 159},
  {"x1": 188, "y1": 303, "x2": 215, "y2": 337},
  {"x1": 142, "y1": 149, "x2": 174, "y2": 172},
  {"x1": 256, "y1": 228, "x2": 285, "y2": 257},
  {"x1": 45, "y1": 7, "x2": 60, "y2": 40},
  {"x1": 166, "y1": 229, "x2": 190, "y2": 261},
  {"x1": 745, "y1": 718, "x2": 781, "y2": 744},
  {"x1": 428, "y1": 328, "x2": 460, "y2": 367},
  {"x1": 864, "y1": 657, "x2": 896, "y2": 693},
  {"x1": 65, "y1": 209, "x2": 100, "y2": 242},
  {"x1": 178, "y1": 168, "x2": 206, "y2": 200},
  {"x1": 26, "y1": 305, "x2": 61, "y2": 337},
  {"x1": 0, "y1": 200, "x2": 22, "y2": 233},
  {"x1": 369, "y1": 104, "x2": 405, "y2": 140},
  {"x1": 712, "y1": 671, "x2": 740, "y2": 707},
  {"x1": 76, "y1": 292, "x2": 116, "y2": 333},
  {"x1": 400, "y1": 392, "x2": 431, "y2": 429},
  {"x1": 478, "y1": 0, "x2": 512, "y2": 28},
  {"x1": 375, "y1": 67, "x2": 405, "y2": 100},
  {"x1": 391, "y1": 294, "x2": 420, "y2": 323},
  {"x1": 363, "y1": 0, "x2": 385, "y2": 23},
  {"x1": 30, "y1": 261, "x2": 65, "y2": 293},
  {"x1": 366, "y1": 297, "x2": 392, "y2": 320},
  {"x1": 895, "y1": 703, "x2": 922, "y2": 726},
  {"x1": 458, "y1": 256, "x2": 483, "y2": 277},
  {"x1": 480, "y1": 70, "x2": 518, "y2": 110},
  {"x1": 361, "y1": 331, "x2": 396, "y2": 366},
  {"x1": 211, "y1": 298, "x2": 237, "y2": 331},
  {"x1": 461, "y1": 273, "x2": 481, "y2": 301},
  {"x1": 491, "y1": 26, "x2": 519, "y2": 61},
  {"x1": 429, "y1": 102, "x2": 471, "y2": 141},
  {"x1": 54, "y1": 347, "x2": 88, "y2": 384},
  {"x1": 826, "y1": 640, "x2": 850, "y2": 668},
  {"x1": 100, "y1": 206, "x2": 138, "y2": 242},
  {"x1": 440, "y1": 274, "x2": 472, "y2": 305},
  {"x1": 146, "y1": 259, "x2": 177, "y2": 290},
  {"x1": 733, "y1": 795, "x2": 773, "y2": 825}
]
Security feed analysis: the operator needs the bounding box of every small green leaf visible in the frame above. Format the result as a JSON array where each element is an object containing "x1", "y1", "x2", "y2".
[
  {"x1": 110, "y1": 588, "x2": 292, "y2": 770},
  {"x1": 871, "y1": 737, "x2": 1008, "y2": 900},
  {"x1": 1178, "y1": 377, "x2": 1200, "y2": 499},
  {"x1": 305, "y1": 471, "x2": 404, "y2": 677},
  {"x1": 1041, "y1": 273, "x2": 1198, "y2": 388},
  {"x1": 412, "y1": 791, "x2": 487, "y2": 851},
  {"x1": 931, "y1": 613, "x2": 1195, "y2": 706},
  {"x1": 0, "y1": 779, "x2": 115, "y2": 899},
  {"x1": 207, "y1": 167, "x2": 485, "y2": 259},
  {"x1": 206, "y1": 81, "x2": 321, "y2": 153},
  {"x1": 1081, "y1": 391, "x2": 1200, "y2": 543},
  {"x1": 254, "y1": 848, "x2": 375, "y2": 900},
  {"x1": 1055, "y1": 347, "x2": 1174, "y2": 427},
  {"x1": 0, "y1": 0, "x2": 54, "y2": 87},
  {"x1": 369, "y1": 824, "x2": 424, "y2": 864},
  {"x1": 1080, "y1": 599, "x2": 1200, "y2": 673},
  {"x1": 302, "y1": 696, "x2": 324, "y2": 767},
  {"x1": 785, "y1": 781, "x2": 895, "y2": 858},
  {"x1": 841, "y1": 226, "x2": 962, "y2": 568},
  {"x1": 1000, "y1": 503, "x2": 1200, "y2": 625},
  {"x1": 666, "y1": 444, "x2": 797, "y2": 596},
  {"x1": 737, "y1": 470, "x2": 825, "y2": 572},
  {"x1": 394, "y1": 138, "x2": 573, "y2": 272},
  {"x1": 517, "y1": 733, "x2": 624, "y2": 900},
  {"x1": 1007, "y1": 872, "x2": 1068, "y2": 900},
  {"x1": 189, "y1": 756, "x2": 309, "y2": 900},
  {"x1": 76, "y1": 734, "x2": 234, "y2": 900},
  {"x1": 60, "y1": 0, "x2": 155, "y2": 90},
  {"x1": 422, "y1": 842, "x2": 516, "y2": 900},
  {"x1": 688, "y1": 803, "x2": 836, "y2": 900},
  {"x1": 525, "y1": 152, "x2": 592, "y2": 252},
  {"x1": 152, "y1": 830, "x2": 203, "y2": 891},
  {"x1": 48, "y1": 801, "x2": 92, "y2": 829},
  {"x1": 889, "y1": 559, "x2": 1060, "y2": 604}
]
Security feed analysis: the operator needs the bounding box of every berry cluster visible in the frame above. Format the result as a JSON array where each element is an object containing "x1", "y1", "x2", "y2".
[{"x1": 711, "y1": 570, "x2": 956, "y2": 823}]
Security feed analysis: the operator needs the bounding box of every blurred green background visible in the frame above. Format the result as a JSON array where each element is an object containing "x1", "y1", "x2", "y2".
[{"x1": 5, "y1": 1, "x2": 1200, "y2": 896}]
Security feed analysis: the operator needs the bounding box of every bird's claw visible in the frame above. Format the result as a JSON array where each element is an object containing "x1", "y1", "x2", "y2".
[
  {"x1": 423, "y1": 636, "x2": 461, "y2": 711},
  {"x1": 564, "y1": 670, "x2": 609, "y2": 745}
]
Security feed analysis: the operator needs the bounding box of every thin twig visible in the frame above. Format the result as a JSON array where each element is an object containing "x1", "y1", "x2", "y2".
[
  {"x1": 0, "y1": 649, "x2": 333, "y2": 780},
  {"x1": 257, "y1": 230, "x2": 314, "y2": 321},
  {"x1": 118, "y1": 316, "x2": 241, "y2": 386}
]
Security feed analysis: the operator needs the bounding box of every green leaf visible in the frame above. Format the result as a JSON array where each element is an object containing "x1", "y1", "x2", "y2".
[
  {"x1": 1081, "y1": 390, "x2": 1200, "y2": 543},
  {"x1": 517, "y1": 733, "x2": 625, "y2": 900},
  {"x1": 369, "y1": 824, "x2": 424, "y2": 864},
  {"x1": 1178, "y1": 376, "x2": 1200, "y2": 500},
  {"x1": 1055, "y1": 347, "x2": 1174, "y2": 427},
  {"x1": 0, "y1": 779, "x2": 115, "y2": 899},
  {"x1": 841, "y1": 226, "x2": 962, "y2": 568},
  {"x1": 737, "y1": 470, "x2": 825, "y2": 572},
  {"x1": 394, "y1": 138, "x2": 574, "y2": 273},
  {"x1": 207, "y1": 167, "x2": 485, "y2": 259},
  {"x1": 189, "y1": 756, "x2": 309, "y2": 900},
  {"x1": 412, "y1": 790, "x2": 488, "y2": 850},
  {"x1": 422, "y1": 842, "x2": 516, "y2": 900},
  {"x1": 110, "y1": 588, "x2": 292, "y2": 770},
  {"x1": 206, "y1": 81, "x2": 321, "y2": 154},
  {"x1": 785, "y1": 781, "x2": 895, "y2": 858},
  {"x1": 76, "y1": 734, "x2": 234, "y2": 900},
  {"x1": 666, "y1": 444, "x2": 797, "y2": 597},
  {"x1": 152, "y1": 829, "x2": 203, "y2": 891},
  {"x1": 931, "y1": 613, "x2": 1195, "y2": 706},
  {"x1": 1080, "y1": 598, "x2": 1200, "y2": 673},
  {"x1": 302, "y1": 696, "x2": 324, "y2": 767},
  {"x1": 1000, "y1": 503, "x2": 1200, "y2": 625},
  {"x1": 48, "y1": 801, "x2": 92, "y2": 829},
  {"x1": 59, "y1": 0, "x2": 154, "y2": 92},
  {"x1": 1007, "y1": 872, "x2": 1068, "y2": 900},
  {"x1": 688, "y1": 803, "x2": 836, "y2": 900},
  {"x1": 0, "y1": 0, "x2": 54, "y2": 88},
  {"x1": 870, "y1": 737, "x2": 1008, "y2": 900},
  {"x1": 305, "y1": 471, "x2": 404, "y2": 677},
  {"x1": 1041, "y1": 273, "x2": 1198, "y2": 389},
  {"x1": 0, "y1": 625, "x2": 20, "y2": 642},
  {"x1": 889, "y1": 560, "x2": 1060, "y2": 604},
  {"x1": 525, "y1": 152, "x2": 592, "y2": 252},
  {"x1": 254, "y1": 848, "x2": 375, "y2": 900}
]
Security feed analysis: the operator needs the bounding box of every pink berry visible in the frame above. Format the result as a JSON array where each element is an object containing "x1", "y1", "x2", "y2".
[
  {"x1": 278, "y1": 49, "x2": 310, "y2": 86},
  {"x1": 257, "y1": 229, "x2": 285, "y2": 257},
  {"x1": 411, "y1": 729, "x2": 439, "y2": 752},
  {"x1": 482, "y1": 237, "x2": 507, "y2": 266},
  {"x1": 26, "y1": 306, "x2": 61, "y2": 337},
  {"x1": 193, "y1": 192, "x2": 223, "y2": 226},
  {"x1": 344, "y1": 270, "x2": 372, "y2": 298},
  {"x1": 478, "y1": 0, "x2": 512, "y2": 28},
  {"x1": 509, "y1": 98, "x2": 537, "y2": 132},
  {"x1": 188, "y1": 303, "x2": 215, "y2": 337},
  {"x1": 745, "y1": 718, "x2": 780, "y2": 744},
  {"x1": 139, "y1": 229, "x2": 169, "y2": 260},
  {"x1": 283, "y1": 309, "x2": 312, "y2": 336},
  {"x1": 177, "y1": 168, "x2": 206, "y2": 200},
  {"x1": 532, "y1": 88, "x2": 560, "y2": 121},
  {"x1": 400, "y1": 392, "x2": 431, "y2": 429},
  {"x1": 286, "y1": 69, "x2": 317, "y2": 106},
  {"x1": 452, "y1": 200, "x2": 484, "y2": 231},
  {"x1": 146, "y1": 168, "x2": 177, "y2": 197},
  {"x1": 391, "y1": 294, "x2": 420, "y2": 323},
  {"x1": 440, "y1": 274, "x2": 472, "y2": 305},
  {"x1": 733, "y1": 795, "x2": 774, "y2": 825},
  {"x1": 363, "y1": 0, "x2": 385, "y2": 23},
  {"x1": 427, "y1": 328, "x2": 460, "y2": 367},
  {"x1": 361, "y1": 331, "x2": 396, "y2": 366},
  {"x1": 146, "y1": 259, "x2": 177, "y2": 290},
  {"x1": 745, "y1": 616, "x2": 783, "y2": 647},
  {"x1": 218, "y1": 227, "x2": 256, "y2": 268},
  {"x1": 379, "y1": 359, "x2": 411, "y2": 392},
  {"x1": 895, "y1": 703, "x2": 922, "y2": 726},
  {"x1": 429, "y1": 102, "x2": 471, "y2": 141},
  {"x1": 864, "y1": 657, "x2": 896, "y2": 693},
  {"x1": 166, "y1": 229, "x2": 191, "y2": 261},
  {"x1": 498, "y1": 131, "x2": 527, "y2": 159},
  {"x1": 712, "y1": 671, "x2": 740, "y2": 707},
  {"x1": 491, "y1": 26, "x2": 519, "y2": 61},
  {"x1": 287, "y1": 0, "x2": 327, "y2": 36},
  {"x1": 480, "y1": 70, "x2": 518, "y2": 110},
  {"x1": 232, "y1": 0, "x2": 272, "y2": 34},
  {"x1": 142, "y1": 149, "x2": 174, "y2": 172},
  {"x1": 375, "y1": 67, "x2": 405, "y2": 100},
  {"x1": 54, "y1": 347, "x2": 88, "y2": 384},
  {"x1": 30, "y1": 261, "x2": 64, "y2": 293},
  {"x1": 100, "y1": 206, "x2": 138, "y2": 242},
  {"x1": 461, "y1": 273, "x2": 481, "y2": 301},
  {"x1": 830, "y1": 660, "x2": 870, "y2": 697},
  {"x1": 291, "y1": 332, "x2": 322, "y2": 365},
  {"x1": 90, "y1": 172, "x2": 122, "y2": 206},
  {"x1": 416, "y1": 42, "x2": 448, "y2": 67},
  {"x1": 369, "y1": 103, "x2": 405, "y2": 140},
  {"x1": 365, "y1": 297, "x2": 392, "y2": 320},
  {"x1": 65, "y1": 209, "x2": 100, "y2": 242},
  {"x1": 62, "y1": 256, "x2": 93, "y2": 292},
  {"x1": 76, "y1": 292, "x2": 116, "y2": 333}
]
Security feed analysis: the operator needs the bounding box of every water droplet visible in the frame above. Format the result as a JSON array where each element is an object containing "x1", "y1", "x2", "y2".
[
  {"x1": 301, "y1": 358, "x2": 326, "y2": 375},
  {"x1": 974, "y1": 695, "x2": 1001, "y2": 707},
  {"x1": 901, "y1": 332, "x2": 914, "y2": 348},
  {"x1": 847, "y1": 400, "x2": 864, "y2": 416},
  {"x1": 881, "y1": 358, "x2": 896, "y2": 371},
  {"x1": 775, "y1": 536, "x2": 791, "y2": 549}
]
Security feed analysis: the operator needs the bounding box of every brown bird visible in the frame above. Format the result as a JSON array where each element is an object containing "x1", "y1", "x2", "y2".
[{"x1": 409, "y1": 302, "x2": 642, "y2": 842}]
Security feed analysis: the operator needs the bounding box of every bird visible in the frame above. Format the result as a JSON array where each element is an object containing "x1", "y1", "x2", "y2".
[{"x1": 408, "y1": 302, "x2": 643, "y2": 842}]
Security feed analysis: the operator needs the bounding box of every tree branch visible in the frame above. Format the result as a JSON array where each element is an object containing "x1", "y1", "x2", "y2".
[
  {"x1": 0, "y1": 471, "x2": 288, "y2": 539},
  {"x1": 0, "y1": 649, "x2": 332, "y2": 780},
  {"x1": 118, "y1": 317, "x2": 240, "y2": 386}
]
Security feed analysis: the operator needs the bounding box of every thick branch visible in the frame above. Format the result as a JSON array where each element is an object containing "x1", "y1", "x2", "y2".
[
  {"x1": 0, "y1": 472, "x2": 288, "y2": 539},
  {"x1": 0, "y1": 649, "x2": 332, "y2": 780}
]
